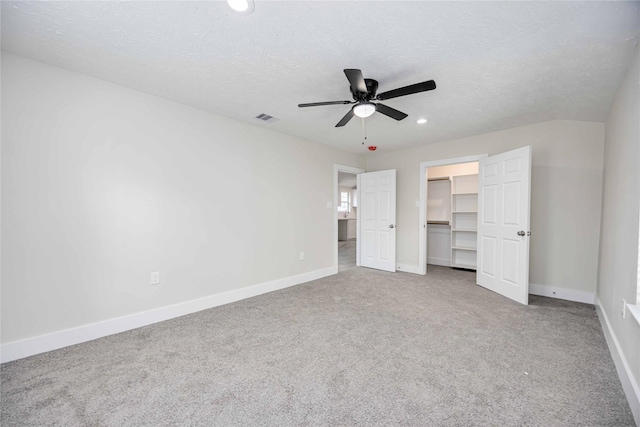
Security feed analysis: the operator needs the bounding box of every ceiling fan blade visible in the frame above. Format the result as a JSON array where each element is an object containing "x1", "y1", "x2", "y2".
[
  {"x1": 344, "y1": 69, "x2": 368, "y2": 94},
  {"x1": 335, "y1": 109, "x2": 355, "y2": 127},
  {"x1": 376, "y1": 80, "x2": 436, "y2": 100},
  {"x1": 375, "y1": 103, "x2": 408, "y2": 121},
  {"x1": 298, "y1": 100, "x2": 352, "y2": 108}
]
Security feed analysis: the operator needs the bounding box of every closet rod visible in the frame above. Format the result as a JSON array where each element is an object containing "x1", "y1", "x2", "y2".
[{"x1": 427, "y1": 177, "x2": 450, "y2": 182}]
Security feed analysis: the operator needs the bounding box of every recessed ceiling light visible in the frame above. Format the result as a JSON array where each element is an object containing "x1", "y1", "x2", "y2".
[
  {"x1": 227, "y1": 0, "x2": 254, "y2": 14},
  {"x1": 417, "y1": 118, "x2": 428, "y2": 124}
]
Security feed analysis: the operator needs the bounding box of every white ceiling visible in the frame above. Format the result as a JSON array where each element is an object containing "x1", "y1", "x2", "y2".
[{"x1": 2, "y1": 1, "x2": 638, "y2": 154}]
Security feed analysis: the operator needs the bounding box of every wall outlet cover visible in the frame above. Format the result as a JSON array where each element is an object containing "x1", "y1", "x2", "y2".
[{"x1": 150, "y1": 272, "x2": 160, "y2": 285}]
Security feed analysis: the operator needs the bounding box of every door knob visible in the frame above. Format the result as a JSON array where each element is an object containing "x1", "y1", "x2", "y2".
[
  {"x1": 389, "y1": 224, "x2": 395, "y2": 229},
  {"x1": 517, "y1": 230, "x2": 525, "y2": 236}
]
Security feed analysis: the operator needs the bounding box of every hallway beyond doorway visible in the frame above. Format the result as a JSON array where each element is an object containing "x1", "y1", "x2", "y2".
[{"x1": 338, "y1": 240, "x2": 356, "y2": 272}]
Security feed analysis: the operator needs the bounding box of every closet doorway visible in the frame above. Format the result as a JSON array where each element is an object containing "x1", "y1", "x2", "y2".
[
  {"x1": 418, "y1": 154, "x2": 488, "y2": 275},
  {"x1": 418, "y1": 147, "x2": 533, "y2": 306},
  {"x1": 428, "y1": 162, "x2": 479, "y2": 269}
]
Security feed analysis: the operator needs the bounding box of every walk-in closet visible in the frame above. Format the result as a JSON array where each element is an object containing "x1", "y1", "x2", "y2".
[{"x1": 426, "y1": 161, "x2": 479, "y2": 270}]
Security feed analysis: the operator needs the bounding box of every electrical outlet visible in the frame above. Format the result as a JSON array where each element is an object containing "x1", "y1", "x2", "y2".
[
  {"x1": 622, "y1": 298, "x2": 626, "y2": 318},
  {"x1": 299, "y1": 252, "x2": 305, "y2": 261},
  {"x1": 326, "y1": 201, "x2": 333, "y2": 209},
  {"x1": 150, "y1": 272, "x2": 160, "y2": 285}
]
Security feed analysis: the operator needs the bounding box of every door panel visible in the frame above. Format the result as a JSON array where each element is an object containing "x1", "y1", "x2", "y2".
[
  {"x1": 482, "y1": 185, "x2": 498, "y2": 223},
  {"x1": 359, "y1": 169, "x2": 396, "y2": 272},
  {"x1": 477, "y1": 146, "x2": 531, "y2": 305},
  {"x1": 480, "y1": 236, "x2": 497, "y2": 277}
]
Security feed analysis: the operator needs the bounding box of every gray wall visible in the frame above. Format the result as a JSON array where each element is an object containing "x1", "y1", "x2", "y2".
[
  {"x1": 1, "y1": 53, "x2": 365, "y2": 343},
  {"x1": 598, "y1": 43, "x2": 640, "y2": 401},
  {"x1": 366, "y1": 120, "x2": 605, "y2": 297}
]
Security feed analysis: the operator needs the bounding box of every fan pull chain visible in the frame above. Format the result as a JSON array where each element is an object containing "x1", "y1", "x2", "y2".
[{"x1": 361, "y1": 117, "x2": 367, "y2": 145}]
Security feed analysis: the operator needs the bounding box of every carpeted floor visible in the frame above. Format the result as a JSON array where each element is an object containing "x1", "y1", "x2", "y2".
[
  {"x1": 1, "y1": 266, "x2": 635, "y2": 426},
  {"x1": 338, "y1": 239, "x2": 356, "y2": 272}
]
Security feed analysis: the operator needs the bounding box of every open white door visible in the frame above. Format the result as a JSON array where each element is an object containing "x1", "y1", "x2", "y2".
[
  {"x1": 360, "y1": 169, "x2": 396, "y2": 272},
  {"x1": 477, "y1": 146, "x2": 532, "y2": 305}
]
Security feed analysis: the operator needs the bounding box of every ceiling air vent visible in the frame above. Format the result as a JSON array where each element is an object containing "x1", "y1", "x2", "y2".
[{"x1": 255, "y1": 113, "x2": 279, "y2": 124}]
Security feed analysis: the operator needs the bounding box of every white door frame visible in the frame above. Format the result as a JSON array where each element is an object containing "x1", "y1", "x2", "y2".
[
  {"x1": 334, "y1": 164, "x2": 365, "y2": 272},
  {"x1": 418, "y1": 154, "x2": 488, "y2": 275}
]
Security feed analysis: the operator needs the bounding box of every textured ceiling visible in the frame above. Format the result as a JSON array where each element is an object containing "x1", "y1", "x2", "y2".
[{"x1": 2, "y1": 1, "x2": 639, "y2": 154}]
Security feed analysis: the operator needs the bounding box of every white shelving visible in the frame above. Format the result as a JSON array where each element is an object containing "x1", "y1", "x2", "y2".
[
  {"x1": 427, "y1": 178, "x2": 452, "y2": 267},
  {"x1": 451, "y1": 174, "x2": 478, "y2": 270}
]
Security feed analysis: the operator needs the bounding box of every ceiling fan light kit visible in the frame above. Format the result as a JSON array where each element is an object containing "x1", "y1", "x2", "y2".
[
  {"x1": 298, "y1": 69, "x2": 436, "y2": 129},
  {"x1": 353, "y1": 102, "x2": 376, "y2": 118}
]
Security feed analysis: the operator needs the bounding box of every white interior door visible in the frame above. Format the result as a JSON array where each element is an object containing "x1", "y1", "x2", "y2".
[
  {"x1": 360, "y1": 169, "x2": 396, "y2": 272},
  {"x1": 477, "y1": 146, "x2": 532, "y2": 305}
]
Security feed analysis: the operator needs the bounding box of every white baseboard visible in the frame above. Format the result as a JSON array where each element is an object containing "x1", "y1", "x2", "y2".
[
  {"x1": 1, "y1": 266, "x2": 335, "y2": 363},
  {"x1": 529, "y1": 282, "x2": 595, "y2": 304},
  {"x1": 396, "y1": 263, "x2": 421, "y2": 275},
  {"x1": 595, "y1": 297, "x2": 640, "y2": 425},
  {"x1": 427, "y1": 257, "x2": 450, "y2": 267}
]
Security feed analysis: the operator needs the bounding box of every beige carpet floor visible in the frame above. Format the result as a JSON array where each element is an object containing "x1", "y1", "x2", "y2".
[{"x1": 1, "y1": 266, "x2": 635, "y2": 426}]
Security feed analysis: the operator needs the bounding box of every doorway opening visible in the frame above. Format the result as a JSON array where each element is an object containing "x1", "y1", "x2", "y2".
[
  {"x1": 419, "y1": 147, "x2": 533, "y2": 306},
  {"x1": 338, "y1": 171, "x2": 358, "y2": 271},
  {"x1": 427, "y1": 161, "x2": 479, "y2": 271},
  {"x1": 418, "y1": 154, "x2": 488, "y2": 275},
  {"x1": 334, "y1": 164, "x2": 364, "y2": 273}
]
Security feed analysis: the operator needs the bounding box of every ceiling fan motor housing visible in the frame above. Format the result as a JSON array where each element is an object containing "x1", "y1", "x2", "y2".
[{"x1": 350, "y1": 79, "x2": 378, "y2": 101}]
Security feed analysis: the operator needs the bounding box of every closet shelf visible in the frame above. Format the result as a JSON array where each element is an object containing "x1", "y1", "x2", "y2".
[
  {"x1": 427, "y1": 169, "x2": 479, "y2": 272},
  {"x1": 451, "y1": 262, "x2": 477, "y2": 270}
]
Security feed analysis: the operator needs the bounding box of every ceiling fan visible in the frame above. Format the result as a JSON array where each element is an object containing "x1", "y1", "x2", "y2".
[{"x1": 298, "y1": 69, "x2": 436, "y2": 127}]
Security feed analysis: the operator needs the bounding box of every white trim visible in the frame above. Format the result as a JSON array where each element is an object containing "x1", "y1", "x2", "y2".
[
  {"x1": 0, "y1": 266, "x2": 335, "y2": 363},
  {"x1": 334, "y1": 164, "x2": 365, "y2": 270},
  {"x1": 356, "y1": 173, "x2": 361, "y2": 267},
  {"x1": 427, "y1": 257, "x2": 451, "y2": 267},
  {"x1": 396, "y1": 263, "x2": 421, "y2": 275},
  {"x1": 627, "y1": 303, "x2": 640, "y2": 326},
  {"x1": 529, "y1": 283, "x2": 596, "y2": 305},
  {"x1": 419, "y1": 154, "x2": 488, "y2": 276},
  {"x1": 595, "y1": 297, "x2": 640, "y2": 425}
]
